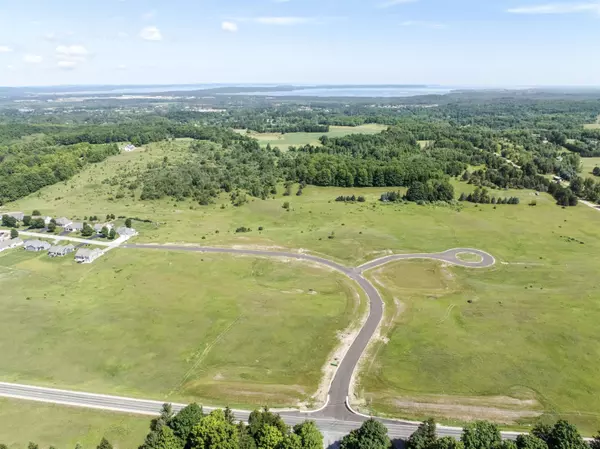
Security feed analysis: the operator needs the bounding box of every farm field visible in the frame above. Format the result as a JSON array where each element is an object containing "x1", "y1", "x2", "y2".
[
  {"x1": 583, "y1": 115, "x2": 600, "y2": 129},
  {"x1": 0, "y1": 247, "x2": 362, "y2": 408},
  {"x1": 580, "y1": 157, "x2": 600, "y2": 179},
  {"x1": 0, "y1": 398, "x2": 149, "y2": 449},
  {"x1": 237, "y1": 124, "x2": 388, "y2": 148}
]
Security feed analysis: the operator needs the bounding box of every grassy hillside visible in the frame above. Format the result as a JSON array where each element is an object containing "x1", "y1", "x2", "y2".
[{"x1": 0, "y1": 248, "x2": 362, "y2": 408}]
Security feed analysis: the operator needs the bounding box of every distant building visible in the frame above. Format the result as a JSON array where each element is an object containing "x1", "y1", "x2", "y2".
[
  {"x1": 0, "y1": 230, "x2": 10, "y2": 242},
  {"x1": 23, "y1": 239, "x2": 51, "y2": 252},
  {"x1": 32, "y1": 215, "x2": 53, "y2": 225},
  {"x1": 64, "y1": 222, "x2": 84, "y2": 232},
  {"x1": 48, "y1": 244, "x2": 75, "y2": 257},
  {"x1": 94, "y1": 223, "x2": 114, "y2": 234},
  {"x1": 55, "y1": 217, "x2": 72, "y2": 227},
  {"x1": 3, "y1": 212, "x2": 24, "y2": 221},
  {"x1": 74, "y1": 248, "x2": 103, "y2": 263},
  {"x1": 123, "y1": 144, "x2": 136, "y2": 152},
  {"x1": 0, "y1": 238, "x2": 23, "y2": 253},
  {"x1": 116, "y1": 226, "x2": 137, "y2": 237}
]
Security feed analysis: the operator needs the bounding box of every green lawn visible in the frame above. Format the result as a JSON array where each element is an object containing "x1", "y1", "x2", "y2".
[
  {"x1": 236, "y1": 125, "x2": 388, "y2": 149},
  {"x1": 5, "y1": 142, "x2": 600, "y2": 431},
  {"x1": 580, "y1": 157, "x2": 600, "y2": 179},
  {"x1": 0, "y1": 248, "x2": 362, "y2": 408},
  {"x1": 0, "y1": 399, "x2": 150, "y2": 449}
]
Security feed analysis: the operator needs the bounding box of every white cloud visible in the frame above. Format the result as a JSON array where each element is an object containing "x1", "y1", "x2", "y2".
[
  {"x1": 57, "y1": 60, "x2": 77, "y2": 69},
  {"x1": 140, "y1": 26, "x2": 163, "y2": 41},
  {"x1": 7, "y1": 65, "x2": 15, "y2": 70},
  {"x1": 507, "y1": 2, "x2": 600, "y2": 14},
  {"x1": 0, "y1": 45, "x2": 13, "y2": 53},
  {"x1": 117, "y1": 64, "x2": 127, "y2": 70},
  {"x1": 221, "y1": 21, "x2": 238, "y2": 32},
  {"x1": 44, "y1": 32, "x2": 57, "y2": 42},
  {"x1": 23, "y1": 54, "x2": 43, "y2": 63},
  {"x1": 401, "y1": 20, "x2": 446, "y2": 28},
  {"x1": 378, "y1": 0, "x2": 419, "y2": 8},
  {"x1": 55, "y1": 44, "x2": 89, "y2": 69}
]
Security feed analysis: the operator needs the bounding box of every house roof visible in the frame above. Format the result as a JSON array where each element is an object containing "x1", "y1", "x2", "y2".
[
  {"x1": 75, "y1": 248, "x2": 102, "y2": 258},
  {"x1": 3, "y1": 212, "x2": 24, "y2": 220},
  {"x1": 56, "y1": 217, "x2": 72, "y2": 225},
  {"x1": 49, "y1": 244, "x2": 75, "y2": 254},
  {"x1": 24, "y1": 239, "x2": 50, "y2": 248},
  {"x1": 68, "y1": 222, "x2": 84, "y2": 229},
  {"x1": 0, "y1": 238, "x2": 22, "y2": 249},
  {"x1": 116, "y1": 226, "x2": 136, "y2": 235}
]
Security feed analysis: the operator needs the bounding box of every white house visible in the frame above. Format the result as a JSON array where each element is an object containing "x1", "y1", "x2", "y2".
[
  {"x1": 23, "y1": 239, "x2": 51, "y2": 252},
  {"x1": 116, "y1": 226, "x2": 137, "y2": 237},
  {"x1": 123, "y1": 144, "x2": 136, "y2": 152},
  {"x1": 74, "y1": 248, "x2": 103, "y2": 263},
  {"x1": 64, "y1": 222, "x2": 84, "y2": 232},
  {"x1": 0, "y1": 230, "x2": 10, "y2": 242},
  {"x1": 32, "y1": 215, "x2": 53, "y2": 225},
  {"x1": 56, "y1": 217, "x2": 72, "y2": 227},
  {"x1": 93, "y1": 223, "x2": 114, "y2": 234},
  {"x1": 48, "y1": 244, "x2": 75, "y2": 257},
  {"x1": 0, "y1": 238, "x2": 23, "y2": 253}
]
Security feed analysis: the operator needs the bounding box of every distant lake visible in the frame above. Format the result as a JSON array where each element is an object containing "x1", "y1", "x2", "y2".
[{"x1": 229, "y1": 86, "x2": 456, "y2": 98}]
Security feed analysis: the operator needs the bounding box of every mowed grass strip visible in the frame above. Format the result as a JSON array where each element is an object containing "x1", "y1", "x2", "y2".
[
  {"x1": 0, "y1": 398, "x2": 150, "y2": 449},
  {"x1": 0, "y1": 248, "x2": 360, "y2": 408},
  {"x1": 580, "y1": 157, "x2": 600, "y2": 179}
]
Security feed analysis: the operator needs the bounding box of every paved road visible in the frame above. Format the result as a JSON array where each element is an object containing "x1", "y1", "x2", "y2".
[
  {"x1": 0, "y1": 382, "x2": 520, "y2": 440},
  {"x1": 123, "y1": 244, "x2": 495, "y2": 421},
  {"x1": 0, "y1": 244, "x2": 497, "y2": 439}
]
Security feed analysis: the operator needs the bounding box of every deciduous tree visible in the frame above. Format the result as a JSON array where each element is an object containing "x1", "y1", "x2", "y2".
[
  {"x1": 407, "y1": 418, "x2": 437, "y2": 449},
  {"x1": 461, "y1": 421, "x2": 501, "y2": 449}
]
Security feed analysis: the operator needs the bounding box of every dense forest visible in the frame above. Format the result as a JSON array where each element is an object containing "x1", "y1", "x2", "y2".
[
  {"x1": 1, "y1": 93, "x2": 599, "y2": 208},
  {"x1": 5, "y1": 404, "x2": 599, "y2": 449}
]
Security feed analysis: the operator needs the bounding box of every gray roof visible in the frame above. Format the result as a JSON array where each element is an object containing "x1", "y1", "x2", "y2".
[
  {"x1": 48, "y1": 244, "x2": 75, "y2": 255},
  {"x1": 56, "y1": 217, "x2": 72, "y2": 226},
  {"x1": 94, "y1": 223, "x2": 112, "y2": 231},
  {"x1": 23, "y1": 239, "x2": 51, "y2": 250},
  {"x1": 75, "y1": 248, "x2": 102, "y2": 258},
  {"x1": 116, "y1": 226, "x2": 136, "y2": 236},
  {"x1": 67, "y1": 222, "x2": 84, "y2": 230},
  {"x1": 3, "y1": 212, "x2": 24, "y2": 220},
  {"x1": 0, "y1": 238, "x2": 22, "y2": 249}
]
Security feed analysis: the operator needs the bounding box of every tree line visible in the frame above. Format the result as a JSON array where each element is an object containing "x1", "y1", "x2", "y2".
[{"x1": 5, "y1": 406, "x2": 600, "y2": 449}]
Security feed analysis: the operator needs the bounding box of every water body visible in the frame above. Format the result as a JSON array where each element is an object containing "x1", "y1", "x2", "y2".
[{"x1": 231, "y1": 86, "x2": 457, "y2": 98}]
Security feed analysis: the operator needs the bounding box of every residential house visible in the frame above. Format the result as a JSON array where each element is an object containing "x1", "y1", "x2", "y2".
[
  {"x1": 123, "y1": 144, "x2": 136, "y2": 152},
  {"x1": 0, "y1": 230, "x2": 9, "y2": 242},
  {"x1": 23, "y1": 239, "x2": 51, "y2": 252},
  {"x1": 116, "y1": 226, "x2": 137, "y2": 237},
  {"x1": 64, "y1": 222, "x2": 84, "y2": 232},
  {"x1": 74, "y1": 248, "x2": 103, "y2": 263},
  {"x1": 32, "y1": 215, "x2": 53, "y2": 225},
  {"x1": 55, "y1": 217, "x2": 72, "y2": 227},
  {"x1": 94, "y1": 223, "x2": 114, "y2": 235},
  {"x1": 0, "y1": 238, "x2": 23, "y2": 253},
  {"x1": 48, "y1": 244, "x2": 75, "y2": 257},
  {"x1": 4, "y1": 212, "x2": 24, "y2": 221}
]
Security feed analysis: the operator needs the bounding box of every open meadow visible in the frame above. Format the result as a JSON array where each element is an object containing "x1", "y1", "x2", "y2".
[
  {"x1": 580, "y1": 157, "x2": 600, "y2": 179},
  {"x1": 0, "y1": 247, "x2": 363, "y2": 408},
  {"x1": 4, "y1": 140, "x2": 600, "y2": 432},
  {"x1": 0, "y1": 398, "x2": 149, "y2": 449},
  {"x1": 236, "y1": 125, "x2": 388, "y2": 148}
]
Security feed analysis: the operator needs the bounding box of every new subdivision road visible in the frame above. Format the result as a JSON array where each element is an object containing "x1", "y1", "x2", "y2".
[{"x1": 0, "y1": 245, "x2": 498, "y2": 440}]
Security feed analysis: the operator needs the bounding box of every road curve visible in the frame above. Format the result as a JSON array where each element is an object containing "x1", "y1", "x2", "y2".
[
  {"x1": 0, "y1": 244, "x2": 496, "y2": 440},
  {"x1": 123, "y1": 244, "x2": 495, "y2": 421}
]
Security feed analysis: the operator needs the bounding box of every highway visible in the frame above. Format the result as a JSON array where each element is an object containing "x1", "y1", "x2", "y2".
[{"x1": 0, "y1": 244, "x2": 498, "y2": 440}]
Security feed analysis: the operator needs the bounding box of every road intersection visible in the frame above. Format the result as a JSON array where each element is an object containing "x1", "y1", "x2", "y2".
[{"x1": 0, "y1": 243, "x2": 497, "y2": 440}]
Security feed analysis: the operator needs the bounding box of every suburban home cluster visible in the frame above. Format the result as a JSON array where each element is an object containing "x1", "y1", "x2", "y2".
[
  {"x1": 21, "y1": 239, "x2": 102, "y2": 263},
  {"x1": 1, "y1": 212, "x2": 139, "y2": 264}
]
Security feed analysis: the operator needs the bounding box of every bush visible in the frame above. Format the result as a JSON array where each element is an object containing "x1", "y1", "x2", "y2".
[
  {"x1": 282, "y1": 201, "x2": 290, "y2": 210},
  {"x1": 236, "y1": 227, "x2": 251, "y2": 233}
]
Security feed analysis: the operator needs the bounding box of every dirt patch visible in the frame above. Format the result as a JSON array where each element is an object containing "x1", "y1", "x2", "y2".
[{"x1": 390, "y1": 396, "x2": 542, "y2": 424}]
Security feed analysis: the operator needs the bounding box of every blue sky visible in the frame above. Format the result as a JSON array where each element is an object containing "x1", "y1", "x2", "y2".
[{"x1": 0, "y1": 0, "x2": 599, "y2": 86}]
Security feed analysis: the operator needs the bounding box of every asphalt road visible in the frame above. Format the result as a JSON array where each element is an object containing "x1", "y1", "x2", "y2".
[
  {"x1": 123, "y1": 244, "x2": 495, "y2": 421},
  {"x1": 0, "y1": 244, "x2": 498, "y2": 440}
]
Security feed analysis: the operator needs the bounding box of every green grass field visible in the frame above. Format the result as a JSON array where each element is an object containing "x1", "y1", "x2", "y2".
[
  {"x1": 0, "y1": 399, "x2": 149, "y2": 449},
  {"x1": 0, "y1": 247, "x2": 362, "y2": 408},
  {"x1": 583, "y1": 115, "x2": 600, "y2": 130},
  {"x1": 580, "y1": 157, "x2": 600, "y2": 179},
  {"x1": 4, "y1": 141, "x2": 600, "y2": 431},
  {"x1": 236, "y1": 125, "x2": 388, "y2": 148}
]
